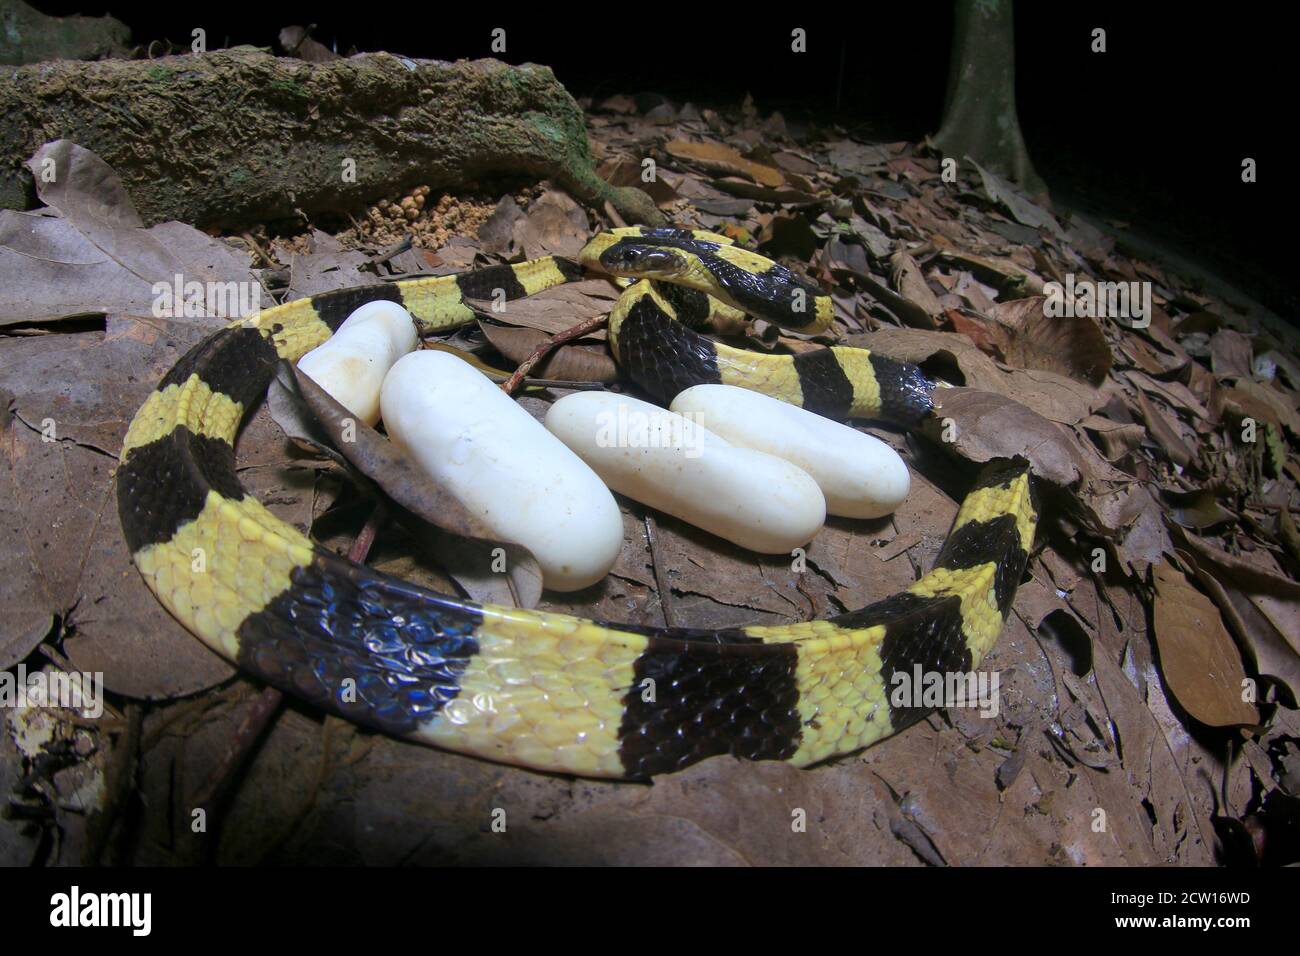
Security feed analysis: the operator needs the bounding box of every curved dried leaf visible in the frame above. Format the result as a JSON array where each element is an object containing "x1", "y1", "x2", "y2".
[
  {"x1": 988, "y1": 296, "x2": 1113, "y2": 387},
  {"x1": 1133, "y1": 387, "x2": 1194, "y2": 467},
  {"x1": 712, "y1": 178, "x2": 818, "y2": 205},
  {"x1": 1079, "y1": 414, "x2": 1147, "y2": 461},
  {"x1": 852, "y1": 328, "x2": 1099, "y2": 424},
  {"x1": 936, "y1": 250, "x2": 1046, "y2": 297},
  {"x1": 1209, "y1": 329, "x2": 1254, "y2": 380},
  {"x1": 1176, "y1": 533, "x2": 1300, "y2": 703},
  {"x1": 890, "y1": 251, "x2": 943, "y2": 323},
  {"x1": 1218, "y1": 379, "x2": 1300, "y2": 438},
  {"x1": 967, "y1": 157, "x2": 1062, "y2": 236},
  {"x1": 478, "y1": 322, "x2": 618, "y2": 383},
  {"x1": 931, "y1": 387, "x2": 1086, "y2": 487},
  {"x1": 464, "y1": 279, "x2": 617, "y2": 336},
  {"x1": 1161, "y1": 488, "x2": 1235, "y2": 531},
  {"x1": 665, "y1": 141, "x2": 784, "y2": 187},
  {"x1": 1153, "y1": 563, "x2": 1260, "y2": 727}
]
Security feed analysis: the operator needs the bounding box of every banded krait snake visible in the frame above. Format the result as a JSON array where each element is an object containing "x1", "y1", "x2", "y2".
[{"x1": 116, "y1": 226, "x2": 1037, "y2": 778}]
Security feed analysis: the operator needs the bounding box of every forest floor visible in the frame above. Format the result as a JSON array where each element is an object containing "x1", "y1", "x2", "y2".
[{"x1": 1, "y1": 86, "x2": 1297, "y2": 866}]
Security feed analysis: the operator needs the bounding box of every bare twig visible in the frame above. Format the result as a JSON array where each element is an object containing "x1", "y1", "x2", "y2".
[
  {"x1": 347, "y1": 502, "x2": 386, "y2": 563},
  {"x1": 239, "y1": 230, "x2": 276, "y2": 269},
  {"x1": 191, "y1": 686, "x2": 284, "y2": 812},
  {"x1": 193, "y1": 502, "x2": 386, "y2": 856},
  {"x1": 499, "y1": 313, "x2": 608, "y2": 396},
  {"x1": 644, "y1": 513, "x2": 678, "y2": 628},
  {"x1": 366, "y1": 236, "x2": 413, "y2": 268}
]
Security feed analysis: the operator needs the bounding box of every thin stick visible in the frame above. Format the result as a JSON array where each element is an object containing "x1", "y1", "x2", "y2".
[
  {"x1": 499, "y1": 313, "x2": 608, "y2": 396},
  {"x1": 368, "y1": 236, "x2": 413, "y2": 268},
  {"x1": 489, "y1": 375, "x2": 608, "y2": 391},
  {"x1": 191, "y1": 687, "x2": 284, "y2": 811},
  {"x1": 644, "y1": 513, "x2": 678, "y2": 629},
  {"x1": 346, "y1": 502, "x2": 386, "y2": 563},
  {"x1": 193, "y1": 503, "x2": 386, "y2": 834}
]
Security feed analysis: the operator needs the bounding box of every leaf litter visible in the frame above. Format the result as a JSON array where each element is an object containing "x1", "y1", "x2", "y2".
[{"x1": 3, "y1": 89, "x2": 1299, "y2": 866}]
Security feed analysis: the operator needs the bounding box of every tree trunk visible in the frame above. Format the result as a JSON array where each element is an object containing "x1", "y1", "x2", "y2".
[
  {"x1": 933, "y1": 0, "x2": 1046, "y2": 195},
  {"x1": 0, "y1": 47, "x2": 663, "y2": 229}
]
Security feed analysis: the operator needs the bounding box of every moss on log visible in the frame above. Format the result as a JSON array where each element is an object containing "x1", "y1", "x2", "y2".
[
  {"x1": 0, "y1": 47, "x2": 663, "y2": 228},
  {"x1": 0, "y1": 0, "x2": 131, "y2": 66}
]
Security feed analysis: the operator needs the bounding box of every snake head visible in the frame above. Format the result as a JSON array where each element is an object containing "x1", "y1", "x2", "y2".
[{"x1": 598, "y1": 242, "x2": 688, "y2": 279}]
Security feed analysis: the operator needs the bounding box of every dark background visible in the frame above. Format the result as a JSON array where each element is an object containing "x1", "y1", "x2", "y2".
[{"x1": 34, "y1": 2, "x2": 1295, "y2": 316}]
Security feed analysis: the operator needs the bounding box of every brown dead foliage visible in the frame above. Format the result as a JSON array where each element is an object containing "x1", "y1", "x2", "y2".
[{"x1": 2, "y1": 91, "x2": 1297, "y2": 867}]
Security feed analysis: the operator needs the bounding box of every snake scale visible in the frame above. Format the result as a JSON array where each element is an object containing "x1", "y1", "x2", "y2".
[{"x1": 116, "y1": 226, "x2": 1037, "y2": 779}]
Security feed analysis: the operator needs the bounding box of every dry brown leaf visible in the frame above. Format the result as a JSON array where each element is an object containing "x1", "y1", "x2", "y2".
[
  {"x1": 476, "y1": 189, "x2": 590, "y2": 261},
  {"x1": 1209, "y1": 328, "x2": 1255, "y2": 380},
  {"x1": 1079, "y1": 414, "x2": 1147, "y2": 461},
  {"x1": 1126, "y1": 369, "x2": 1210, "y2": 422},
  {"x1": 824, "y1": 140, "x2": 893, "y2": 176},
  {"x1": 475, "y1": 194, "x2": 526, "y2": 257},
  {"x1": 516, "y1": 189, "x2": 591, "y2": 260},
  {"x1": 1217, "y1": 378, "x2": 1300, "y2": 438},
  {"x1": 1177, "y1": 531, "x2": 1300, "y2": 703},
  {"x1": 935, "y1": 249, "x2": 1047, "y2": 297},
  {"x1": 846, "y1": 268, "x2": 940, "y2": 329},
  {"x1": 932, "y1": 387, "x2": 1090, "y2": 487},
  {"x1": 967, "y1": 158, "x2": 1062, "y2": 236},
  {"x1": 295, "y1": 258, "x2": 401, "y2": 322},
  {"x1": 1132, "y1": 387, "x2": 1194, "y2": 467},
  {"x1": 598, "y1": 157, "x2": 680, "y2": 207},
  {"x1": 986, "y1": 296, "x2": 1113, "y2": 386},
  {"x1": 849, "y1": 328, "x2": 1100, "y2": 424},
  {"x1": 1082, "y1": 574, "x2": 1220, "y2": 861},
  {"x1": 1160, "y1": 488, "x2": 1234, "y2": 530},
  {"x1": 1006, "y1": 368, "x2": 1103, "y2": 426},
  {"x1": 465, "y1": 279, "x2": 617, "y2": 336},
  {"x1": 890, "y1": 251, "x2": 943, "y2": 323},
  {"x1": 2, "y1": 141, "x2": 261, "y2": 326},
  {"x1": 712, "y1": 177, "x2": 818, "y2": 205},
  {"x1": 664, "y1": 140, "x2": 784, "y2": 187},
  {"x1": 478, "y1": 322, "x2": 618, "y2": 383},
  {"x1": 1117, "y1": 332, "x2": 1187, "y2": 375},
  {"x1": 1152, "y1": 562, "x2": 1260, "y2": 727}
]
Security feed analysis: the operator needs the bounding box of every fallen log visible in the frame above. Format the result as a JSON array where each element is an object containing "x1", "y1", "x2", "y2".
[
  {"x1": 0, "y1": 0, "x2": 131, "y2": 66},
  {"x1": 0, "y1": 46, "x2": 662, "y2": 228}
]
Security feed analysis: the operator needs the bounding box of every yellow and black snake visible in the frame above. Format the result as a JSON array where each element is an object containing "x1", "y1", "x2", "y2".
[{"x1": 116, "y1": 226, "x2": 1037, "y2": 779}]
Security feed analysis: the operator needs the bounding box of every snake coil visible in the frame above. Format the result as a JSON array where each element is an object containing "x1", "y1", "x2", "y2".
[{"x1": 116, "y1": 227, "x2": 1037, "y2": 779}]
